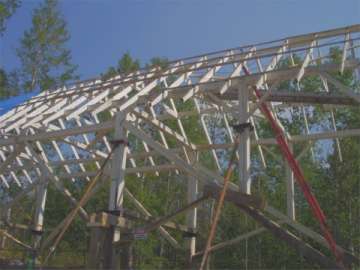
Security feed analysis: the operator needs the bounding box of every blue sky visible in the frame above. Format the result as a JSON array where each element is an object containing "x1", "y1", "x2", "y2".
[{"x1": 0, "y1": 0, "x2": 359, "y2": 113}]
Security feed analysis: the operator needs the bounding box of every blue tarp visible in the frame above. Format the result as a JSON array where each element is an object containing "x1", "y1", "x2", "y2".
[{"x1": 0, "y1": 91, "x2": 39, "y2": 116}]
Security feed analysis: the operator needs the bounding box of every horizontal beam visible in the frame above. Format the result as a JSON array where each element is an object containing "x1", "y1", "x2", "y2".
[
  {"x1": 0, "y1": 120, "x2": 114, "y2": 147},
  {"x1": 3, "y1": 127, "x2": 360, "y2": 182},
  {"x1": 163, "y1": 60, "x2": 359, "y2": 100},
  {"x1": 56, "y1": 165, "x2": 180, "y2": 180},
  {"x1": 224, "y1": 90, "x2": 360, "y2": 106},
  {"x1": 203, "y1": 183, "x2": 266, "y2": 209}
]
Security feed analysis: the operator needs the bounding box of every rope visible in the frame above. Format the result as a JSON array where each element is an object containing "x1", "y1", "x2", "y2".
[{"x1": 199, "y1": 134, "x2": 241, "y2": 270}]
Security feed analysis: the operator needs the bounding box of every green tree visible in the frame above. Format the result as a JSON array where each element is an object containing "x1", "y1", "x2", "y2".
[
  {"x1": 0, "y1": 69, "x2": 10, "y2": 99},
  {"x1": 102, "y1": 52, "x2": 140, "y2": 80},
  {"x1": 146, "y1": 57, "x2": 169, "y2": 70},
  {"x1": 16, "y1": 0, "x2": 78, "y2": 92},
  {"x1": 0, "y1": 0, "x2": 20, "y2": 98},
  {"x1": 0, "y1": 69, "x2": 19, "y2": 99},
  {"x1": 0, "y1": 0, "x2": 20, "y2": 35},
  {"x1": 117, "y1": 52, "x2": 140, "y2": 73}
]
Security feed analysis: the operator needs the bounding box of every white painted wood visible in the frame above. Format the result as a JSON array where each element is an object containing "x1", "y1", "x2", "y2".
[
  {"x1": 340, "y1": 32, "x2": 350, "y2": 74},
  {"x1": 108, "y1": 112, "x2": 127, "y2": 212},
  {"x1": 286, "y1": 144, "x2": 295, "y2": 220},
  {"x1": 0, "y1": 120, "x2": 114, "y2": 147},
  {"x1": 219, "y1": 48, "x2": 255, "y2": 94},
  {"x1": 322, "y1": 72, "x2": 360, "y2": 104},
  {"x1": 182, "y1": 53, "x2": 232, "y2": 101},
  {"x1": 194, "y1": 99, "x2": 221, "y2": 171},
  {"x1": 187, "y1": 152, "x2": 198, "y2": 258},
  {"x1": 238, "y1": 87, "x2": 251, "y2": 194},
  {"x1": 296, "y1": 40, "x2": 316, "y2": 82},
  {"x1": 33, "y1": 177, "x2": 48, "y2": 248}
]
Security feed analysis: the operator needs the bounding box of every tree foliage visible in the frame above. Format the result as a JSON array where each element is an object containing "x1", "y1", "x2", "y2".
[
  {"x1": 0, "y1": 0, "x2": 20, "y2": 99},
  {"x1": 0, "y1": 69, "x2": 19, "y2": 99},
  {"x1": 16, "y1": 0, "x2": 78, "y2": 92},
  {"x1": 101, "y1": 52, "x2": 140, "y2": 80},
  {"x1": 0, "y1": 0, "x2": 19, "y2": 35}
]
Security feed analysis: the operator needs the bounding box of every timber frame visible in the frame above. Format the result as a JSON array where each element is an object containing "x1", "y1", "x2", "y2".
[{"x1": 0, "y1": 24, "x2": 360, "y2": 269}]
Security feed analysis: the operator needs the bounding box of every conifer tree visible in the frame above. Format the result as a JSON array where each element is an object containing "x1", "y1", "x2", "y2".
[
  {"x1": 0, "y1": 0, "x2": 19, "y2": 35},
  {"x1": 16, "y1": 0, "x2": 78, "y2": 92},
  {"x1": 102, "y1": 52, "x2": 140, "y2": 80}
]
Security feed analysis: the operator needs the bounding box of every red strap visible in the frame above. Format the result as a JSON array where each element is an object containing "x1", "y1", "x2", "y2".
[{"x1": 242, "y1": 66, "x2": 343, "y2": 266}]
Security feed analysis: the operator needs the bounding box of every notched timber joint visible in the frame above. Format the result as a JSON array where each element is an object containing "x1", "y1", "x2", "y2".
[
  {"x1": 109, "y1": 139, "x2": 130, "y2": 147},
  {"x1": 31, "y1": 229, "x2": 44, "y2": 236},
  {"x1": 104, "y1": 209, "x2": 125, "y2": 217},
  {"x1": 232, "y1": 122, "x2": 254, "y2": 134},
  {"x1": 182, "y1": 230, "x2": 198, "y2": 238}
]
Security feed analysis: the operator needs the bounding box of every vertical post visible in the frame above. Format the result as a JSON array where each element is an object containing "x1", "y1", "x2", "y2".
[
  {"x1": 29, "y1": 178, "x2": 48, "y2": 268},
  {"x1": 33, "y1": 179, "x2": 48, "y2": 248},
  {"x1": 87, "y1": 223, "x2": 108, "y2": 269},
  {"x1": 0, "y1": 209, "x2": 11, "y2": 249},
  {"x1": 108, "y1": 111, "x2": 128, "y2": 269},
  {"x1": 286, "y1": 144, "x2": 295, "y2": 220},
  {"x1": 238, "y1": 88, "x2": 251, "y2": 194},
  {"x1": 187, "y1": 151, "x2": 198, "y2": 265},
  {"x1": 108, "y1": 111, "x2": 127, "y2": 213}
]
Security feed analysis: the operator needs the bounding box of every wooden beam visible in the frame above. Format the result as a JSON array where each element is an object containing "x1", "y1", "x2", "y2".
[
  {"x1": 203, "y1": 183, "x2": 266, "y2": 210},
  {"x1": 141, "y1": 196, "x2": 209, "y2": 234},
  {"x1": 125, "y1": 188, "x2": 182, "y2": 249},
  {"x1": 0, "y1": 120, "x2": 114, "y2": 147},
  {"x1": 225, "y1": 204, "x2": 339, "y2": 268}
]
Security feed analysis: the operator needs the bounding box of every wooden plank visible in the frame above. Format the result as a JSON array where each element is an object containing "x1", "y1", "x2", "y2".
[
  {"x1": 223, "y1": 203, "x2": 339, "y2": 268},
  {"x1": 124, "y1": 188, "x2": 182, "y2": 249},
  {"x1": 203, "y1": 183, "x2": 266, "y2": 210},
  {"x1": 266, "y1": 206, "x2": 360, "y2": 267},
  {"x1": 0, "y1": 120, "x2": 114, "y2": 147},
  {"x1": 163, "y1": 60, "x2": 360, "y2": 100},
  {"x1": 321, "y1": 71, "x2": 360, "y2": 104},
  {"x1": 0, "y1": 229, "x2": 33, "y2": 250},
  {"x1": 141, "y1": 196, "x2": 209, "y2": 234}
]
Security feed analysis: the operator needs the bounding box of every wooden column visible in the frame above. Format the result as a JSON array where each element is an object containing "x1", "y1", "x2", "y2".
[
  {"x1": 238, "y1": 87, "x2": 251, "y2": 194},
  {"x1": 87, "y1": 213, "x2": 133, "y2": 270},
  {"x1": 0, "y1": 209, "x2": 11, "y2": 249},
  {"x1": 87, "y1": 225, "x2": 110, "y2": 269},
  {"x1": 187, "y1": 151, "x2": 198, "y2": 264},
  {"x1": 286, "y1": 144, "x2": 295, "y2": 220},
  {"x1": 33, "y1": 179, "x2": 48, "y2": 249},
  {"x1": 108, "y1": 111, "x2": 129, "y2": 269}
]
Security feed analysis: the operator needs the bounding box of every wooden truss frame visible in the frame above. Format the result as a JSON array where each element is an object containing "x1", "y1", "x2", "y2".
[{"x1": 0, "y1": 24, "x2": 359, "y2": 268}]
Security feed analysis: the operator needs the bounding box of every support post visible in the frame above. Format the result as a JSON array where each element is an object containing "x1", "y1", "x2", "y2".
[
  {"x1": 187, "y1": 151, "x2": 198, "y2": 265},
  {"x1": 108, "y1": 112, "x2": 127, "y2": 213},
  {"x1": 0, "y1": 209, "x2": 11, "y2": 249},
  {"x1": 87, "y1": 213, "x2": 133, "y2": 270},
  {"x1": 33, "y1": 179, "x2": 48, "y2": 249},
  {"x1": 87, "y1": 111, "x2": 129, "y2": 270},
  {"x1": 238, "y1": 87, "x2": 251, "y2": 194},
  {"x1": 108, "y1": 111, "x2": 129, "y2": 269},
  {"x1": 29, "y1": 177, "x2": 48, "y2": 268},
  {"x1": 286, "y1": 144, "x2": 295, "y2": 220}
]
